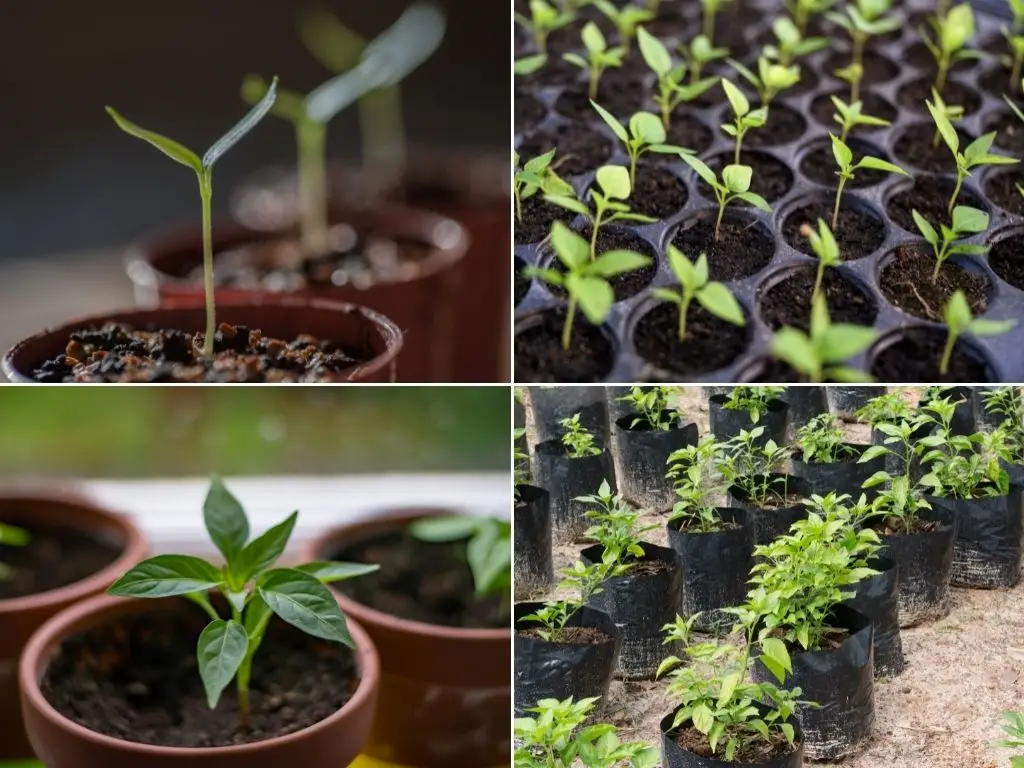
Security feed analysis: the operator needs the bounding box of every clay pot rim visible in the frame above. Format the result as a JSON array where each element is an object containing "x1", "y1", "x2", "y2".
[
  {"x1": 301, "y1": 507, "x2": 509, "y2": 643},
  {"x1": 18, "y1": 593, "x2": 381, "y2": 757},
  {"x1": 2, "y1": 296, "x2": 403, "y2": 384},
  {"x1": 0, "y1": 494, "x2": 147, "y2": 615}
]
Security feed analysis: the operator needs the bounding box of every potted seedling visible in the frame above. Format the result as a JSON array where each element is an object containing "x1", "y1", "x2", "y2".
[
  {"x1": 638, "y1": 27, "x2": 719, "y2": 129},
  {"x1": 592, "y1": 1, "x2": 654, "y2": 53},
  {"x1": 19, "y1": 477, "x2": 380, "y2": 767},
  {"x1": 921, "y1": 3, "x2": 980, "y2": 95},
  {"x1": 708, "y1": 385, "x2": 789, "y2": 446},
  {"x1": 729, "y1": 55, "x2": 801, "y2": 110},
  {"x1": 789, "y1": 0, "x2": 837, "y2": 35},
  {"x1": 791, "y1": 413, "x2": 885, "y2": 498},
  {"x1": 680, "y1": 157, "x2": 772, "y2": 241},
  {"x1": 664, "y1": 436, "x2": 756, "y2": 629},
  {"x1": 980, "y1": 387, "x2": 1024, "y2": 485},
  {"x1": 651, "y1": 248, "x2": 746, "y2": 341},
  {"x1": 514, "y1": 427, "x2": 554, "y2": 599},
  {"x1": 590, "y1": 102, "x2": 691, "y2": 186},
  {"x1": 832, "y1": 96, "x2": 892, "y2": 144},
  {"x1": 764, "y1": 16, "x2": 828, "y2": 66},
  {"x1": 828, "y1": 133, "x2": 908, "y2": 229},
  {"x1": 0, "y1": 494, "x2": 146, "y2": 761},
  {"x1": 565, "y1": 22, "x2": 625, "y2": 100},
  {"x1": 826, "y1": 0, "x2": 900, "y2": 103},
  {"x1": 302, "y1": 505, "x2": 510, "y2": 768},
  {"x1": 513, "y1": 149, "x2": 574, "y2": 225},
  {"x1": 678, "y1": 34, "x2": 729, "y2": 87},
  {"x1": 720, "y1": 80, "x2": 768, "y2": 166},
  {"x1": 515, "y1": 0, "x2": 575, "y2": 54},
  {"x1": 914, "y1": 206, "x2": 991, "y2": 285}
]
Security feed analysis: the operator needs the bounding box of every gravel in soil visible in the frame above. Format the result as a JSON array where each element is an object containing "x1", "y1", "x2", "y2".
[
  {"x1": 515, "y1": 258, "x2": 530, "y2": 307},
  {"x1": 629, "y1": 162, "x2": 689, "y2": 219},
  {"x1": 0, "y1": 524, "x2": 120, "y2": 600},
  {"x1": 515, "y1": 196, "x2": 576, "y2": 246},
  {"x1": 670, "y1": 214, "x2": 775, "y2": 282},
  {"x1": 886, "y1": 178, "x2": 988, "y2": 234},
  {"x1": 666, "y1": 113, "x2": 714, "y2": 154},
  {"x1": 744, "y1": 103, "x2": 808, "y2": 147},
  {"x1": 633, "y1": 301, "x2": 750, "y2": 379},
  {"x1": 544, "y1": 228, "x2": 657, "y2": 303},
  {"x1": 870, "y1": 327, "x2": 992, "y2": 382},
  {"x1": 811, "y1": 90, "x2": 897, "y2": 131},
  {"x1": 983, "y1": 168, "x2": 1024, "y2": 216},
  {"x1": 30, "y1": 323, "x2": 368, "y2": 384},
  {"x1": 878, "y1": 244, "x2": 990, "y2": 323},
  {"x1": 800, "y1": 138, "x2": 892, "y2": 188},
  {"x1": 518, "y1": 123, "x2": 614, "y2": 177},
  {"x1": 893, "y1": 122, "x2": 975, "y2": 175},
  {"x1": 989, "y1": 232, "x2": 1024, "y2": 290},
  {"x1": 42, "y1": 608, "x2": 359, "y2": 748},
  {"x1": 758, "y1": 264, "x2": 877, "y2": 331},
  {"x1": 704, "y1": 150, "x2": 794, "y2": 203},
  {"x1": 515, "y1": 308, "x2": 615, "y2": 383},
  {"x1": 782, "y1": 197, "x2": 886, "y2": 260},
  {"x1": 898, "y1": 77, "x2": 982, "y2": 116}
]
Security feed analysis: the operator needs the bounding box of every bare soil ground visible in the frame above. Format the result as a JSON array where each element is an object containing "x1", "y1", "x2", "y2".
[{"x1": 521, "y1": 386, "x2": 1022, "y2": 768}]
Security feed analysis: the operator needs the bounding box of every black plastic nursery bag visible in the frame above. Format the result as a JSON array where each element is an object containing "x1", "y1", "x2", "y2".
[
  {"x1": 514, "y1": 484, "x2": 553, "y2": 599},
  {"x1": 791, "y1": 444, "x2": 884, "y2": 500},
  {"x1": 659, "y1": 703, "x2": 804, "y2": 768},
  {"x1": 531, "y1": 439, "x2": 615, "y2": 544},
  {"x1": 727, "y1": 474, "x2": 814, "y2": 546},
  {"x1": 842, "y1": 557, "x2": 905, "y2": 678},
  {"x1": 708, "y1": 395, "x2": 788, "y2": 446},
  {"x1": 611, "y1": 413, "x2": 698, "y2": 511}
]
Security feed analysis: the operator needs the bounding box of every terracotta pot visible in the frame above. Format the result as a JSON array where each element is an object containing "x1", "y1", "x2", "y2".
[
  {"x1": 126, "y1": 205, "x2": 466, "y2": 383},
  {"x1": 301, "y1": 508, "x2": 509, "y2": 768},
  {"x1": 3, "y1": 297, "x2": 402, "y2": 383},
  {"x1": 19, "y1": 593, "x2": 380, "y2": 768},
  {"x1": 0, "y1": 493, "x2": 147, "y2": 760}
]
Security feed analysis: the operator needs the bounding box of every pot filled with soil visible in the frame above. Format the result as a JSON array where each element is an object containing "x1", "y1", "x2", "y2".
[
  {"x1": 610, "y1": 411, "x2": 699, "y2": 511},
  {"x1": 727, "y1": 474, "x2": 814, "y2": 546},
  {"x1": 302, "y1": 509, "x2": 509, "y2": 768},
  {"x1": 659, "y1": 703, "x2": 804, "y2": 768},
  {"x1": 525, "y1": 386, "x2": 610, "y2": 448},
  {"x1": 531, "y1": 438, "x2": 615, "y2": 544},
  {"x1": 0, "y1": 493, "x2": 147, "y2": 760},
  {"x1": 709, "y1": 395, "x2": 789, "y2": 446},
  {"x1": 514, "y1": 483, "x2": 553, "y2": 599},
  {"x1": 842, "y1": 556, "x2": 905, "y2": 678},
  {"x1": 3, "y1": 298, "x2": 402, "y2": 384},
  {"x1": 18, "y1": 593, "x2": 380, "y2": 768},
  {"x1": 791, "y1": 443, "x2": 885, "y2": 500}
]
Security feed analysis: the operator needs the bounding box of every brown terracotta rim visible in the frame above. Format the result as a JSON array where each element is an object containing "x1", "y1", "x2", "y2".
[
  {"x1": 0, "y1": 494, "x2": 147, "y2": 616},
  {"x1": 19, "y1": 593, "x2": 381, "y2": 757}
]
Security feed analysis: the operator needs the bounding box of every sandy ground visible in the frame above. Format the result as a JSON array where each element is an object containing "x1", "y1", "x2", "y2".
[{"x1": 521, "y1": 386, "x2": 1023, "y2": 768}]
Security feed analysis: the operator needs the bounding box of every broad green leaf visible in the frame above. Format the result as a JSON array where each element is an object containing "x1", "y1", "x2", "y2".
[
  {"x1": 651, "y1": 287, "x2": 683, "y2": 304},
  {"x1": 717, "y1": 672, "x2": 740, "y2": 708},
  {"x1": 697, "y1": 282, "x2": 746, "y2": 326},
  {"x1": 466, "y1": 519, "x2": 510, "y2": 594},
  {"x1": 858, "y1": 445, "x2": 889, "y2": 463},
  {"x1": 760, "y1": 637, "x2": 792, "y2": 677},
  {"x1": 197, "y1": 619, "x2": 248, "y2": 709},
  {"x1": 721, "y1": 78, "x2": 750, "y2": 117},
  {"x1": 857, "y1": 156, "x2": 908, "y2": 176},
  {"x1": 969, "y1": 318, "x2": 1017, "y2": 336},
  {"x1": 667, "y1": 245, "x2": 695, "y2": 286},
  {"x1": 692, "y1": 703, "x2": 714, "y2": 734},
  {"x1": 570, "y1": 275, "x2": 615, "y2": 324},
  {"x1": 581, "y1": 21, "x2": 606, "y2": 52},
  {"x1": 963, "y1": 131, "x2": 996, "y2": 163},
  {"x1": 830, "y1": 134, "x2": 854, "y2": 169},
  {"x1": 679, "y1": 153, "x2": 718, "y2": 186},
  {"x1": 356, "y1": 1, "x2": 447, "y2": 91},
  {"x1": 294, "y1": 561, "x2": 381, "y2": 583},
  {"x1": 638, "y1": 27, "x2": 671, "y2": 75},
  {"x1": 694, "y1": 252, "x2": 709, "y2": 285},
  {"x1": 745, "y1": 106, "x2": 769, "y2": 127},
  {"x1": 912, "y1": 210, "x2": 938, "y2": 245},
  {"x1": 235, "y1": 511, "x2": 298, "y2": 583},
  {"x1": 545, "y1": 194, "x2": 591, "y2": 217},
  {"x1": 514, "y1": 54, "x2": 548, "y2": 75},
  {"x1": 722, "y1": 164, "x2": 752, "y2": 193},
  {"x1": 631, "y1": 112, "x2": 666, "y2": 144},
  {"x1": 829, "y1": 365, "x2": 874, "y2": 382},
  {"x1": 821, "y1": 324, "x2": 876, "y2": 362},
  {"x1": 591, "y1": 100, "x2": 628, "y2": 142},
  {"x1": 596, "y1": 165, "x2": 632, "y2": 200},
  {"x1": 409, "y1": 515, "x2": 481, "y2": 541},
  {"x1": 591, "y1": 249, "x2": 652, "y2": 276},
  {"x1": 204, "y1": 475, "x2": 250, "y2": 563},
  {"x1": 108, "y1": 554, "x2": 222, "y2": 598},
  {"x1": 734, "y1": 191, "x2": 772, "y2": 212},
  {"x1": 951, "y1": 205, "x2": 989, "y2": 234},
  {"x1": 943, "y1": 290, "x2": 973, "y2": 332},
  {"x1": 259, "y1": 568, "x2": 354, "y2": 646},
  {"x1": 551, "y1": 221, "x2": 590, "y2": 269},
  {"x1": 927, "y1": 100, "x2": 960, "y2": 154},
  {"x1": 770, "y1": 327, "x2": 817, "y2": 376},
  {"x1": 203, "y1": 77, "x2": 279, "y2": 167},
  {"x1": 105, "y1": 107, "x2": 202, "y2": 174}
]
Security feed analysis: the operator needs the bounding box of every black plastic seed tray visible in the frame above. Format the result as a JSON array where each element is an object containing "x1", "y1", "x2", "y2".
[{"x1": 514, "y1": 0, "x2": 1024, "y2": 382}]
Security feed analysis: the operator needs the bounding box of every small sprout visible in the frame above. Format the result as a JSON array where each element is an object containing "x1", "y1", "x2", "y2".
[
  {"x1": 770, "y1": 293, "x2": 876, "y2": 382},
  {"x1": 921, "y1": 4, "x2": 980, "y2": 94},
  {"x1": 590, "y1": 102, "x2": 691, "y2": 185},
  {"x1": 544, "y1": 164, "x2": 657, "y2": 260},
  {"x1": 800, "y1": 218, "x2": 841, "y2": 298},
  {"x1": 678, "y1": 34, "x2": 730, "y2": 85},
  {"x1": 106, "y1": 80, "x2": 278, "y2": 357},
  {"x1": 729, "y1": 55, "x2": 802, "y2": 108},
  {"x1": 651, "y1": 248, "x2": 746, "y2": 340},
  {"x1": 514, "y1": 53, "x2": 548, "y2": 76},
  {"x1": 0, "y1": 523, "x2": 30, "y2": 581},
  {"x1": 831, "y1": 95, "x2": 891, "y2": 143},
  {"x1": 785, "y1": 0, "x2": 838, "y2": 35},
  {"x1": 764, "y1": 16, "x2": 828, "y2": 66},
  {"x1": 514, "y1": 0, "x2": 575, "y2": 54},
  {"x1": 720, "y1": 79, "x2": 768, "y2": 165},
  {"x1": 928, "y1": 87, "x2": 965, "y2": 150},
  {"x1": 524, "y1": 221, "x2": 652, "y2": 349},
  {"x1": 827, "y1": 0, "x2": 901, "y2": 103},
  {"x1": 829, "y1": 134, "x2": 908, "y2": 229},
  {"x1": 564, "y1": 22, "x2": 626, "y2": 100},
  {"x1": 638, "y1": 27, "x2": 719, "y2": 128},
  {"x1": 912, "y1": 205, "x2": 990, "y2": 282},
  {"x1": 513, "y1": 149, "x2": 573, "y2": 223},
  {"x1": 940, "y1": 291, "x2": 1016, "y2": 375},
  {"x1": 591, "y1": 1, "x2": 655, "y2": 52},
  {"x1": 409, "y1": 516, "x2": 510, "y2": 597},
  {"x1": 680, "y1": 156, "x2": 772, "y2": 239},
  {"x1": 700, "y1": 0, "x2": 734, "y2": 44},
  {"x1": 929, "y1": 99, "x2": 1018, "y2": 216}
]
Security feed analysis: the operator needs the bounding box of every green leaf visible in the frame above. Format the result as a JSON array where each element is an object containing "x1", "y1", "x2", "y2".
[
  {"x1": 551, "y1": 221, "x2": 590, "y2": 269},
  {"x1": 591, "y1": 249, "x2": 652, "y2": 276},
  {"x1": 569, "y1": 275, "x2": 615, "y2": 324},
  {"x1": 857, "y1": 156, "x2": 908, "y2": 176},
  {"x1": 638, "y1": 27, "x2": 672, "y2": 75},
  {"x1": 409, "y1": 515, "x2": 481, "y2": 541},
  {"x1": 107, "y1": 555, "x2": 222, "y2": 598},
  {"x1": 692, "y1": 703, "x2": 714, "y2": 734},
  {"x1": 514, "y1": 54, "x2": 548, "y2": 75},
  {"x1": 734, "y1": 191, "x2": 772, "y2": 212},
  {"x1": 204, "y1": 475, "x2": 250, "y2": 563},
  {"x1": 667, "y1": 245, "x2": 696, "y2": 286},
  {"x1": 944, "y1": 290, "x2": 974, "y2": 332},
  {"x1": 721, "y1": 78, "x2": 750, "y2": 117},
  {"x1": 591, "y1": 100, "x2": 628, "y2": 142},
  {"x1": 770, "y1": 327, "x2": 817, "y2": 376},
  {"x1": 969, "y1": 318, "x2": 1018, "y2": 336},
  {"x1": 581, "y1": 21, "x2": 606, "y2": 53},
  {"x1": 912, "y1": 210, "x2": 938, "y2": 245},
  {"x1": 717, "y1": 672, "x2": 740, "y2": 708},
  {"x1": 596, "y1": 165, "x2": 632, "y2": 200},
  {"x1": 697, "y1": 282, "x2": 746, "y2": 326},
  {"x1": 203, "y1": 77, "x2": 278, "y2": 168},
  {"x1": 294, "y1": 561, "x2": 381, "y2": 583},
  {"x1": 927, "y1": 99, "x2": 960, "y2": 154},
  {"x1": 679, "y1": 153, "x2": 718, "y2": 186},
  {"x1": 722, "y1": 164, "x2": 752, "y2": 193},
  {"x1": 951, "y1": 205, "x2": 989, "y2": 234},
  {"x1": 197, "y1": 619, "x2": 248, "y2": 709},
  {"x1": 821, "y1": 324, "x2": 876, "y2": 362},
  {"x1": 830, "y1": 133, "x2": 853, "y2": 169},
  {"x1": 258, "y1": 568, "x2": 354, "y2": 646},
  {"x1": 545, "y1": 194, "x2": 591, "y2": 217},
  {"x1": 631, "y1": 112, "x2": 666, "y2": 144},
  {"x1": 466, "y1": 519, "x2": 510, "y2": 595},
  {"x1": 235, "y1": 511, "x2": 297, "y2": 583},
  {"x1": 760, "y1": 637, "x2": 792, "y2": 680},
  {"x1": 105, "y1": 107, "x2": 202, "y2": 174}
]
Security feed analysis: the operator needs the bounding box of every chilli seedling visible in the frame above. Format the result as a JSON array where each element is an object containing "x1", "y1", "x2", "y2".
[
  {"x1": 618, "y1": 386, "x2": 682, "y2": 431},
  {"x1": 592, "y1": 1, "x2": 654, "y2": 52},
  {"x1": 639, "y1": 27, "x2": 719, "y2": 128},
  {"x1": 728, "y1": 55, "x2": 802, "y2": 108},
  {"x1": 518, "y1": 558, "x2": 628, "y2": 642},
  {"x1": 921, "y1": 3, "x2": 979, "y2": 94},
  {"x1": 651, "y1": 247, "x2": 745, "y2": 340},
  {"x1": 666, "y1": 436, "x2": 732, "y2": 532},
  {"x1": 829, "y1": 134, "x2": 908, "y2": 228},
  {"x1": 107, "y1": 476, "x2": 378, "y2": 728},
  {"x1": 928, "y1": 87, "x2": 965, "y2": 150},
  {"x1": 939, "y1": 291, "x2": 1016, "y2": 375},
  {"x1": 514, "y1": 53, "x2": 548, "y2": 76},
  {"x1": 720, "y1": 79, "x2": 768, "y2": 165},
  {"x1": 719, "y1": 386, "x2": 786, "y2": 425},
  {"x1": 107, "y1": 82, "x2": 278, "y2": 357},
  {"x1": 800, "y1": 218, "x2": 841, "y2": 298},
  {"x1": 678, "y1": 34, "x2": 729, "y2": 85},
  {"x1": 764, "y1": 16, "x2": 828, "y2": 66},
  {"x1": 786, "y1": 0, "x2": 839, "y2": 35},
  {"x1": 827, "y1": 0, "x2": 901, "y2": 103},
  {"x1": 578, "y1": 479, "x2": 657, "y2": 564},
  {"x1": 770, "y1": 293, "x2": 876, "y2": 382},
  {"x1": 513, "y1": 149, "x2": 573, "y2": 223},
  {"x1": 913, "y1": 204, "x2": 990, "y2": 282},
  {"x1": 560, "y1": 412, "x2": 603, "y2": 458},
  {"x1": 514, "y1": 0, "x2": 575, "y2": 54},
  {"x1": 564, "y1": 22, "x2": 625, "y2": 100},
  {"x1": 832, "y1": 96, "x2": 891, "y2": 143},
  {"x1": 680, "y1": 156, "x2": 772, "y2": 239},
  {"x1": 591, "y1": 102, "x2": 691, "y2": 185},
  {"x1": 409, "y1": 515, "x2": 510, "y2": 597},
  {"x1": 0, "y1": 523, "x2": 30, "y2": 581},
  {"x1": 796, "y1": 414, "x2": 857, "y2": 463}
]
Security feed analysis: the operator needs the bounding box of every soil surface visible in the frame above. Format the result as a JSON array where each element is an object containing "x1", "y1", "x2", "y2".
[
  {"x1": 886, "y1": 178, "x2": 988, "y2": 234},
  {"x1": 758, "y1": 264, "x2": 877, "y2": 331},
  {"x1": 517, "y1": 626, "x2": 612, "y2": 644},
  {"x1": 544, "y1": 228, "x2": 657, "y2": 303},
  {"x1": 633, "y1": 302, "x2": 750, "y2": 380},
  {"x1": 516, "y1": 196, "x2": 576, "y2": 246},
  {"x1": 906, "y1": 42, "x2": 979, "y2": 77},
  {"x1": 822, "y1": 49, "x2": 899, "y2": 85},
  {"x1": 978, "y1": 64, "x2": 1021, "y2": 101},
  {"x1": 515, "y1": 307, "x2": 615, "y2": 383},
  {"x1": 703, "y1": 151, "x2": 794, "y2": 203},
  {"x1": 330, "y1": 529, "x2": 507, "y2": 629},
  {"x1": 517, "y1": 124, "x2": 614, "y2": 177},
  {"x1": 893, "y1": 122, "x2": 975, "y2": 175},
  {"x1": 878, "y1": 245, "x2": 990, "y2": 323},
  {"x1": 41, "y1": 608, "x2": 359, "y2": 748},
  {"x1": 989, "y1": 231, "x2": 1024, "y2": 290},
  {"x1": 554, "y1": 77, "x2": 646, "y2": 123},
  {"x1": 29, "y1": 323, "x2": 368, "y2": 383},
  {"x1": 810, "y1": 90, "x2": 897, "y2": 132},
  {"x1": 0, "y1": 524, "x2": 120, "y2": 600},
  {"x1": 800, "y1": 138, "x2": 891, "y2": 188},
  {"x1": 744, "y1": 103, "x2": 808, "y2": 147},
  {"x1": 984, "y1": 168, "x2": 1024, "y2": 216},
  {"x1": 514, "y1": 258, "x2": 530, "y2": 307},
  {"x1": 898, "y1": 78, "x2": 982, "y2": 117},
  {"x1": 870, "y1": 327, "x2": 993, "y2": 382},
  {"x1": 990, "y1": 109, "x2": 1024, "y2": 156},
  {"x1": 629, "y1": 163, "x2": 689, "y2": 220},
  {"x1": 666, "y1": 114, "x2": 714, "y2": 154},
  {"x1": 670, "y1": 215, "x2": 775, "y2": 282},
  {"x1": 515, "y1": 91, "x2": 547, "y2": 132},
  {"x1": 671, "y1": 724, "x2": 797, "y2": 761},
  {"x1": 782, "y1": 198, "x2": 886, "y2": 260}
]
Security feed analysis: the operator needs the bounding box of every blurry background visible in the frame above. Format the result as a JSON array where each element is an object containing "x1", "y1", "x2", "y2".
[{"x1": 0, "y1": 0, "x2": 505, "y2": 358}]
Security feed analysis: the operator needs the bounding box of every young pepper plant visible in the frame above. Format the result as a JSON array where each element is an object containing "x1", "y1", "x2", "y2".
[
  {"x1": 591, "y1": 1, "x2": 654, "y2": 52},
  {"x1": 829, "y1": 134, "x2": 908, "y2": 228},
  {"x1": 650, "y1": 247, "x2": 745, "y2": 340},
  {"x1": 913, "y1": 205, "x2": 990, "y2": 282},
  {"x1": 928, "y1": 87, "x2": 965, "y2": 150},
  {"x1": 590, "y1": 102, "x2": 691, "y2": 185},
  {"x1": 564, "y1": 22, "x2": 625, "y2": 100},
  {"x1": 939, "y1": 291, "x2": 1016, "y2": 375},
  {"x1": 831, "y1": 96, "x2": 892, "y2": 143},
  {"x1": 785, "y1": 0, "x2": 838, "y2": 35},
  {"x1": 638, "y1": 27, "x2": 718, "y2": 129},
  {"x1": 680, "y1": 156, "x2": 772, "y2": 239},
  {"x1": 0, "y1": 523, "x2": 30, "y2": 581},
  {"x1": 107, "y1": 476, "x2": 379, "y2": 728},
  {"x1": 720, "y1": 79, "x2": 768, "y2": 165},
  {"x1": 513, "y1": 149, "x2": 574, "y2": 223},
  {"x1": 800, "y1": 218, "x2": 841, "y2": 299},
  {"x1": 409, "y1": 515, "x2": 510, "y2": 598},
  {"x1": 770, "y1": 293, "x2": 876, "y2": 382},
  {"x1": 921, "y1": 3, "x2": 980, "y2": 94},
  {"x1": 728, "y1": 55, "x2": 801, "y2": 109},
  {"x1": 764, "y1": 16, "x2": 828, "y2": 66},
  {"x1": 106, "y1": 80, "x2": 278, "y2": 357},
  {"x1": 560, "y1": 413, "x2": 603, "y2": 458},
  {"x1": 1003, "y1": 25, "x2": 1024, "y2": 93},
  {"x1": 514, "y1": 0, "x2": 575, "y2": 54},
  {"x1": 678, "y1": 35, "x2": 729, "y2": 86},
  {"x1": 826, "y1": 0, "x2": 901, "y2": 103}
]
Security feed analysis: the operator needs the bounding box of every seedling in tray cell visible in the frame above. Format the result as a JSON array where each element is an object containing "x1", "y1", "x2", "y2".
[
  {"x1": 912, "y1": 204, "x2": 990, "y2": 283},
  {"x1": 769, "y1": 293, "x2": 876, "y2": 382},
  {"x1": 0, "y1": 522, "x2": 30, "y2": 581},
  {"x1": 564, "y1": 21, "x2": 625, "y2": 100},
  {"x1": 618, "y1": 385, "x2": 683, "y2": 431},
  {"x1": 764, "y1": 16, "x2": 828, "y2": 67},
  {"x1": 728, "y1": 55, "x2": 801, "y2": 109},
  {"x1": 524, "y1": 222, "x2": 653, "y2": 349},
  {"x1": 107, "y1": 475, "x2": 379, "y2": 728},
  {"x1": 409, "y1": 515, "x2": 511, "y2": 599},
  {"x1": 679, "y1": 156, "x2": 772, "y2": 239},
  {"x1": 577, "y1": 478, "x2": 658, "y2": 565},
  {"x1": 592, "y1": 0, "x2": 654, "y2": 53},
  {"x1": 700, "y1": 0, "x2": 735, "y2": 46},
  {"x1": 829, "y1": 133, "x2": 908, "y2": 229},
  {"x1": 590, "y1": 102, "x2": 692, "y2": 186},
  {"x1": 832, "y1": 95, "x2": 892, "y2": 144},
  {"x1": 928, "y1": 87, "x2": 965, "y2": 150},
  {"x1": 513, "y1": 149, "x2": 574, "y2": 223},
  {"x1": 638, "y1": 27, "x2": 719, "y2": 129},
  {"x1": 938, "y1": 290, "x2": 1016, "y2": 376},
  {"x1": 650, "y1": 247, "x2": 746, "y2": 341},
  {"x1": 514, "y1": 0, "x2": 575, "y2": 55},
  {"x1": 826, "y1": 0, "x2": 901, "y2": 103},
  {"x1": 786, "y1": 0, "x2": 839, "y2": 36},
  {"x1": 666, "y1": 436, "x2": 732, "y2": 532},
  {"x1": 720, "y1": 79, "x2": 768, "y2": 166},
  {"x1": 518, "y1": 558, "x2": 629, "y2": 642},
  {"x1": 678, "y1": 34, "x2": 730, "y2": 86},
  {"x1": 921, "y1": 3, "x2": 980, "y2": 95},
  {"x1": 561, "y1": 411, "x2": 604, "y2": 458},
  {"x1": 800, "y1": 219, "x2": 841, "y2": 299}
]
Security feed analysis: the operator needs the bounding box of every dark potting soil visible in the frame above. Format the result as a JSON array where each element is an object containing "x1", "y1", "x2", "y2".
[
  {"x1": 781, "y1": 198, "x2": 886, "y2": 260},
  {"x1": 870, "y1": 326, "x2": 992, "y2": 382},
  {"x1": 990, "y1": 109, "x2": 1024, "y2": 155},
  {"x1": 30, "y1": 323, "x2": 367, "y2": 384},
  {"x1": 822, "y1": 49, "x2": 899, "y2": 85},
  {"x1": 752, "y1": 489, "x2": 806, "y2": 510},
  {"x1": 667, "y1": 113, "x2": 714, "y2": 154},
  {"x1": 518, "y1": 124, "x2": 614, "y2": 177},
  {"x1": 878, "y1": 244, "x2": 989, "y2": 323},
  {"x1": 704, "y1": 151, "x2": 794, "y2": 203},
  {"x1": 984, "y1": 168, "x2": 1024, "y2": 216},
  {"x1": 673, "y1": 518, "x2": 742, "y2": 533},
  {"x1": 811, "y1": 90, "x2": 897, "y2": 131},
  {"x1": 330, "y1": 530, "x2": 507, "y2": 629},
  {"x1": 874, "y1": 516, "x2": 939, "y2": 536},
  {"x1": 989, "y1": 232, "x2": 1024, "y2": 290},
  {"x1": 554, "y1": 77, "x2": 646, "y2": 123},
  {"x1": 898, "y1": 78, "x2": 982, "y2": 116},
  {"x1": 758, "y1": 265, "x2": 877, "y2": 331},
  {"x1": 516, "y1": 91, "x2": 547, "y2": 132},
  {"x1": 885, "y1": 177, "x2": 988, "y2": 234},
  {"x1": 631, "y1": 162, "x2": 689, "y2": 219},
  {"x1": 672, "y1": 724, "x2": 797, "y2": 762},
  {"x1": 517, "y1": 626, "x2": 611, "y2": 645},
  {"x1": 633, "y1": 301, "x2": 749, "y2": 378},
  {"x1": 893, "y1": 122, "x2": 974, "y2": 175},
  {"x1": 516, "y1": 54, "x2": 579, "y2": 89},
  {"x1": 516, "y1": 195, "x2": 576, "y2": 246},
  {"x1": 41, "y1": 609, "x2": 358, "y2": 748},
  {"x1": 0, "y1": 525, "x2": 120, "y2": 600},
  {"x1": 744, "y1": 103, "x2": 808, "y2": 147},
  {"x1": 515, "y1": 258, "x2": 530, "y2": 307},
  {"x1": 515, "y1": 308, "x2": 615, "y2": 382},
  {"x1": 670, "y1": 215, "x2": 775, "y2": 282},
  {"x1": 975, "y1": 64, "x2": 1019, "y2": 101},
  {"x1": 545, "y1": 228, "x2": 657, "y2": 302},
  {"x1": 623, "y1": 556, "x2": 671, "y2": 576},
  {"x1": 800, "y1": 139, "x2": 891, "y2": 188}
]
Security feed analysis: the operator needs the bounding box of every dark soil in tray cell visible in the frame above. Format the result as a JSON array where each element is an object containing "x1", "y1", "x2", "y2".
[
  {"x1": 517, "y1": 626, "x2": 612, "y2": 644},
  {"x1": 781, "y1": 197, "x2": 886, "y2": 260},
  {"x1": 906, "y1": 41, "x2": 980, "y2": 75},
  {"x1": 989, "y1": 108, "x2": 1024, "y2": 155},
  {"x1": 0, "y1": 524, "x2": 120, "y2": 600},
  {"x1": 822, "y1": 48, "x2": 899, "y2": 85},
  {"x1": 800, "y1": 137, "x2": 892, "y2": 188},
  {"x1": 633, "y1": 300, "x2": 750, "y2": 379},
  {"x1": 517, "y1": 56, "x2": 581, "y2": 89},
  {"x1": 886, "y1": 177, "x2": 989, "y2": 234},
  {"x1": 744, "y1": 103, "x2": 808, "y2": 147},
  {"x1": 629, "y1": 162, "x2": 689, "y2": 219},
  {"x1": 870, "y1": 326, "x2": 993, "y2": 382},
  {"x1": 988, "y1": 231, "x2": 1024, "y2": 291},
  {"x1": 554, "y1": 77, "x2": 646, "y2": 122},
  {"x1": 515, "y1": 92, "x2": 547, "y2": 132},
  {"x1": 515, "y1": 307, "x2": 615, "y2": 382},
  {"x1": 544, "y1": 228, "x2": 658, "y2": 303},
  {"x1": 878, "y1": 244, "x2": 990, "y2": 323},
  {"x1": 517, "y1": 123, "x2": 614, "y2": 178},
  {"x1": 704, "y1": 150, "x2": 794, "y2": 203},
  {"x1": 893, "y1": 121, "x2": 975, "y2": 175},
  {"x1": 41, "y1": 609, "x2": 359, "y2": 748},
  {"x1": 758, "y1": 265, "x2": 877, "y2": 331},
  {"x1": 984, "y1": 168, "x2": 1024, "y2": 216},
  {"x1": 329, "y1": 529, "x2": 508, "y2": 629},
  {"x1": 666, "y1": 113, "x2": 714, "y2": 154},
  {"x1": 977, "y1": 64, "x2": 1022, "y2": 101},
  {"x1": 811, "y1": 89, "x2": 898, "y2": 131},
  {"x1": 670, "y1": 213, "x2": 776, "y2": 282},
  {"x1": 644, "y1": 10, "x2": 696, "y2": 38},
  {"x1": 514, "y1": 258, "x2": 530, "y2": 307},
  {"x1": 897, "y1": 77, "x2": 982, "y2": 116},
  {"x1": 515, "y1": 196, "x2": 576, "y2": 246}
]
